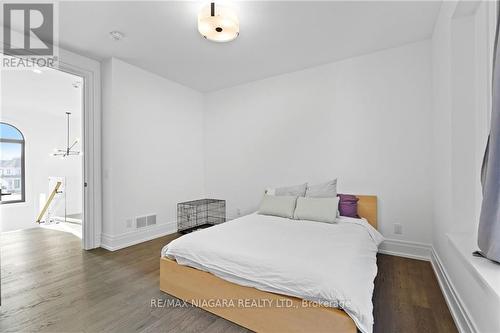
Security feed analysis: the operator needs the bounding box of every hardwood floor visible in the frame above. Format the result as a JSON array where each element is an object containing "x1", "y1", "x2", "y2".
[
  {"x1": 1, "y1": 228, "x2": 457, "y2": 333},
  {"x1": 373, "y1": 255, "x2": 457, "y2": 333}
]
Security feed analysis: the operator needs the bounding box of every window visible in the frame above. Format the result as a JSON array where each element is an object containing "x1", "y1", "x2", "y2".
[{"x1": 0, "y1": 123, "x2": 25, "y2": 204}]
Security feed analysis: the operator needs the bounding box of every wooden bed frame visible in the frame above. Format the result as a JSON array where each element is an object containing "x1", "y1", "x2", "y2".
[{"x1": 160, "y1": 195, "x2": 377, "y2": 333}]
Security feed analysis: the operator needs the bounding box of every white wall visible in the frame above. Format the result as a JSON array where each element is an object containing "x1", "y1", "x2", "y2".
[
  {"x1": 80, "y1": 2, "x2": 500, "y2": 329},
  {"x1": 204, "y1": 40, "x2": 433, "y2": 244},
  {"x1": 101, "y1": 58, "x2": 204, "y2": 241},
  {"x1": 431, "y1": 1, "x2": 500, "y2": 332},
  {"x1": 0, "y1": 68, "x2": 83, "y2": 232}
]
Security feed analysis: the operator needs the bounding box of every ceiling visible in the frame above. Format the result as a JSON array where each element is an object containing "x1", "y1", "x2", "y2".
[
  {"x1": 56, "y1": 1, "x2": 441, "y2": 92},
  {"x1": 1, "y1": 59, "x2": 83, "y2": 118}
]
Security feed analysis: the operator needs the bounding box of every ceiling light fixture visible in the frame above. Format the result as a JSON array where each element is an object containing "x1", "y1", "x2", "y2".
[
  {"x1": 198, "y1": 2, "x2": 239, "y2": 42},
  {"x1": 52, "y1": 112, "x2": 81, "y2": 158}
]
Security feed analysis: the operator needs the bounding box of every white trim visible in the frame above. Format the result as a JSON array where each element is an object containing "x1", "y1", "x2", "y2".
[
  {"x1": 430, "y1": 248, "x2": 478, "y2": 333},
  {"x1": 57, "y1": 48, "x2": 102, "y2": 250},
  {"x1": 1, "y1": 31, "x2": 102, "y2": 250},
  {"x1": 378, "y1": 238, "x2": 432, "y2": 261},
  {"x1": 100, "y1": 222, "x2": 177, "y2": 251},
  {"x1": 447, "y1": 233, "x2": 500, "y2": 298}
]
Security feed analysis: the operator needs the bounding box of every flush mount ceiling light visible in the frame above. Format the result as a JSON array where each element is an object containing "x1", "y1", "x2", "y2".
[{"x1": 198, "y1": 2, "x2": 239, "y2": 42}]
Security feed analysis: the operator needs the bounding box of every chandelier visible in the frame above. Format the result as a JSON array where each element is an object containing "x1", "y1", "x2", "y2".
[{"x1": 52, "y1": 112, "x2": 80, "y2": 158}]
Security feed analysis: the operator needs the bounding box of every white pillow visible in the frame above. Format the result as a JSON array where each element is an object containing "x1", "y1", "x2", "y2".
[
  {"x1": 265, "y1": 183, "x2": 307, "y2": 197},
  {"x1": 258, "y1": 194, "x2": 297, "y2": 218},
  {"x1": 293, "y1": 196, "x2": 339, "y2": 223},
  {"x1": 305, "y1": 179, "x2": 337, "y2": 198}
]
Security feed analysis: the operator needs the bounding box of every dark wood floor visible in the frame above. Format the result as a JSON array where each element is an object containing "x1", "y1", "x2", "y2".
[{"x1": 1, "y1": 228, "x2": 457, "y2": 333}]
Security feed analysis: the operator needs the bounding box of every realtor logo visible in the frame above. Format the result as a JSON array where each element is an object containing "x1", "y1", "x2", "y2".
[{"x1": 3, "y1": 3, "x2": 54, "y2": 55}]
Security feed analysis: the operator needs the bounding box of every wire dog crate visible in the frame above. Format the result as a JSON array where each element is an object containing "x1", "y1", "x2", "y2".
[{"x1": 177, "y1": 199, "x2": 226, "y2": 234}]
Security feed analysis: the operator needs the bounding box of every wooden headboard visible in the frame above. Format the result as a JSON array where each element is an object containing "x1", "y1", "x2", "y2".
[{"x1": 354, "y1": 195, "x2": 377, "y2": 229}]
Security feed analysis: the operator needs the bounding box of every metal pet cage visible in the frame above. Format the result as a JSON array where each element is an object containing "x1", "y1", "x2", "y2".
[{"x1": 177, "y1": 199, "x2": 226, "y2": 233}]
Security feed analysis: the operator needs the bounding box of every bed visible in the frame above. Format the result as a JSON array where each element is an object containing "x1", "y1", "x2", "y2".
[{"x1": 160, "y1": 195, "x2": 381, "y2": 333}]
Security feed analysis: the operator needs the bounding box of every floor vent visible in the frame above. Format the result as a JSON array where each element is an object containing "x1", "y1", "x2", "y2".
[{"x1": 136, "y1": 214, "x2": 156, "y2": 228}]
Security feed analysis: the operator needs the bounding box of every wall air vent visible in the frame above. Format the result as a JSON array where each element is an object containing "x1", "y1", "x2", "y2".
[
  {"x1": 136, "y1": 214, "x2": 157, "y2": 228},
  {"x1": 147, "y1": 214, "x2": 156, "y2": 226},
  {"x1": 136, "y1": 216, "x2": 148, "y2": 228}
]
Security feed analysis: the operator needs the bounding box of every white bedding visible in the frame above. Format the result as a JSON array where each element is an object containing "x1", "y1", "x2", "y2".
[{"x1": 162, "y1": 213, "x2": 384, "y2": 333}]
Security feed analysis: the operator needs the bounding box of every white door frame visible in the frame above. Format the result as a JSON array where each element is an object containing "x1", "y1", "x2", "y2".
[
  {"x1": 1, "y1": 40, "x2": 102, "y2": 249},
  {"x1": 57, "y1": 48, "x2": 102, "y2": 250}
]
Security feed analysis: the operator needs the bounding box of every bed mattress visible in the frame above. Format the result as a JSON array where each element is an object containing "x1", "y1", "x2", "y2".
[{"x1": 162, "y1": 213, "x2": 384, "y2": 333}]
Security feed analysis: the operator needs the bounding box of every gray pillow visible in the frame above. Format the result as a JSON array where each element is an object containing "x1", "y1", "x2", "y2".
[
  {"x1": 293, "y1": 196, "x2": 339, "y2": 223},
  {"x1": 258, "y1": 194, "x2": 297, "y2": 218},
  {"x1": 305, "y1": 179, "x2": 337, "y2": 198},
  {"x1": 274, "y1": 183, "x2": 307, "y2": 197}
]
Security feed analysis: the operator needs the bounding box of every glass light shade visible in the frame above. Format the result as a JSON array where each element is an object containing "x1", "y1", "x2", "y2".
[{"x1": 198, "y1": 4, "x2": 239, "y2": 42}]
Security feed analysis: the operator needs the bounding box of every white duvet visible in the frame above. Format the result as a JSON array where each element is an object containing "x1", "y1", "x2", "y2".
[{"x1": 162, "y1": 213, "x2": 384, "y2": 333}]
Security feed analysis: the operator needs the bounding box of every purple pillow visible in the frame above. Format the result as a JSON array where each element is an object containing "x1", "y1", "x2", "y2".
[{"x1": 337, "y1": 194, "x2": 359, "y2": 218}]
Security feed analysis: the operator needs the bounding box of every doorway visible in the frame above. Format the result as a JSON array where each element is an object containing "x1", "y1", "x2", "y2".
[{"x1": 0, "y1": 63, "x2": 85, "y2": 244}]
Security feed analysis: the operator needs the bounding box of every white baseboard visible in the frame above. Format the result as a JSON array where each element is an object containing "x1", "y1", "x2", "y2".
[
  {"x1": 101, "y1": 222, "x2": 177, "y2": 251},
  {"x1": 430, "y1": 249, "x2": 477, "y2": 333},
  {"x1": 378, "y1": 238, "x2": 432, "y2": 261}
]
